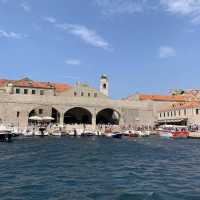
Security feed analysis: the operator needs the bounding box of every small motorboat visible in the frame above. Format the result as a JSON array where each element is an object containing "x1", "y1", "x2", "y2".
[
  {"x1": 188, "y1": 132, "x2": 200, "y2": 139},
  {"x1": 112, "y1": 132, "x2": 123, "y2": 139},
  {"x1": 0, "y1": 125, "x2": 12, "y2": 142},
  {"x1": 81, "y1": 132, "x2": 95, "y2": 137},
  {"x1": 51, "y1": 132, "x2": 62, "y2": 137},
  {"x1": 68, "y1": 129, "x2": 84, "y2": 136},
  {"x1": 159, "y1": 130, "x2": 173, "y2": 138},
  {"x1": 104, "y1": 132, "x2": 122, "y2": 139},
  {"x1": 123, "y1": 130, "x2": 139, "y2": 137},
  {"x1": 22, "y1": 129, "x2": 34, "y2": 137},
  {"x1": 172, "y1": 131, "x2": 189, "y2": 139},
  {"x1": 159, "y1": 125, "x2": 189, "y2": 139},
  {"x1": 81, "y1": 129, "x2": 98, "y2": 137},
  {"x1": 34, "y1": 131, "x2": 42, "y2": 136}
]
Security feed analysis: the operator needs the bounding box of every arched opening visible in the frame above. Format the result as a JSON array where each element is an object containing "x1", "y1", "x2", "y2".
[
  {"x1": 96, "y1": 108, "x2": 120, "y2": 125},
  {"x1": 28, "y1": 106, "x2": 60, "y2": 124},
  {"x1": 64, "y1": 107, "x2": 92, "y2": 124}
]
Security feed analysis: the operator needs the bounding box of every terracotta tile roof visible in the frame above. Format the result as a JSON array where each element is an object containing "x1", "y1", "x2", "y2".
[
  {"x1": 0, "y1": 79, "x2": 7, "y2": 87},
  {"x1": 138, "y1": 94, "x2": 187, "y2": 102},
  {"x1": 159, "y1": 101, "x2": 200, "y2": 112},
  {"x1": 0, "y1": 78, "x2": 71, "y2": 92},
  {"x1": 54, "y1": 83, "x2": 71, "y2": 92},
  {"x1": 14, "y1": 80, "x2": 54, "y2": 89}
]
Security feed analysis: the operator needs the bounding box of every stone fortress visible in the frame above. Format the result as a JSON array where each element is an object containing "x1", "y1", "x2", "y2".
[{"x1": 0, "y1": 74, "x2": 199, "y2": 129}]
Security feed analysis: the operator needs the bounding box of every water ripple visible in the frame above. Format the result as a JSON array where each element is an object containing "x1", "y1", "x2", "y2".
[{"x1": 0, "y1": 137, "x2": 200, "y2": 199}]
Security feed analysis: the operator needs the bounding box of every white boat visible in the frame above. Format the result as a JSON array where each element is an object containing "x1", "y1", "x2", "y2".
[
  {"x1": 43, "y1": 131, "x2": 49, "y2": 136},
  {"x1": 68, "y1": 130, "x2": 75, "y2": 136},
  {"x1": 23, "y1": 129, "x2": 34, "y2": 137},
  {"x1": 188, "y1": 132, "x2": 200, "y2": 139},
  {"x1": 159, "y1": 130, "x2": 173, "y2": 138},
  {"x1": 81, "y1": 129, "x2": 100, "y2": 136},
  {"x1": 34, "y1": 131, "x2": 49, "y2": 136},
  {"x1": 51, "y1": 132, "x2": 62, "y2": 137},
  {"x1": 158, "y1": 125, "x2": 189, "y2": 139},
  {"x1": 123, "y1": 130, "x2": 138, "y2": 137},
  {"x1": 34, "y1": 131, "x2": 42, "y2": 136},
  {"x1": 104, "y1": 132, "x2": 122, "y2": 139},
  {"x1": 68, "y1": 129, "x2": 84, "y2": 136},
  {"x1": 136, "y1": 130, "x2": 151, "y2": 137},
  {"x1": 0, "y1": 125, "x2": 12, "y2": 142},
  {"x1": 0, "y1": 125, "x2": 12, "y2": 134}
]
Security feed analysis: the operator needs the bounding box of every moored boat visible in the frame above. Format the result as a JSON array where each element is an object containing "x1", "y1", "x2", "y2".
[
  {"x1": 188, "y1": 132, "x2": 200, "y2": 139},
  {"x1": 123, "y1": 130, "x2": 139, "y2": 137},
  {"x1": 104, "y1": 132, "x2": 122, "y2": 139},
  {"x1": 159, "y1": 125, "x2": 189, "y2": 139},
  {"x1": 137, "y1": 130, "x2": 151, "y2": 137},
  {"x1": 0, "y1": 125, "x2": 12, "y2": 142},
  {"x1": 22, "y1": 129, "x2": 34, "y2": 137},
  {"x1": 51, "y1": 132, "x2": 62, "y2": 137}
]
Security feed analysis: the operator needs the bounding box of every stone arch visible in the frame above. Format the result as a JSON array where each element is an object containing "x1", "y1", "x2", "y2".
[
  {"x1": 64, "y1": 107, "x2": 92, "y2": 124},
  {"x1": 96, "y1": 108, "x2": 121, "y2": 125},
  {"x1": 28, "y1": 105, "x2": 60, "y2": 124}
]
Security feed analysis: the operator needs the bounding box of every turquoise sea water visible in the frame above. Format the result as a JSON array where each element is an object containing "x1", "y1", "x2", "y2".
[{"x1": 0, "y1": 137, "x2": 200, "y2": 200}]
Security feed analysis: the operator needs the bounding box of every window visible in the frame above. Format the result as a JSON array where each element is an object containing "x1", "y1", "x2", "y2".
[
  {"x1": 24, "y1": 89, "x2": 28, "y2": 94},
  {"x1": 40, "y1": 90, "x2": 44, "y2": 95},
  {"x1": 171, "y1": 111, "x2": 173, "y2": 117},
  {"x1": 94, "y1": 93, "x2": 97, "y2": 97},
  {"x1": 160, "y1": 113, "x2": 161, "y2": 118},
  {"x1": 88, "y1": 93, "x2": 90, "y2": 97},
  {"x1": 17, "y1": 111, "x2": 20, "y2": 118},
  {"x1": 184, "y1": 109, "x2": 187, "y2": 116},
  {"x1": 39, "y1": 109, "x2": 43, "y2": 115},
  {"x1": 167, "y1": 112, "x2": 169, "y2": 117},
  {"x1": 74, "y1": 92, "x2": 77, "y2": 96},
  {"x1": 179, "y1": 110, "x2": 181, "y2": 116},
  {"x1": 32, "y1": 90, "x2": 36, "y2": 95},
  {"x1": 81, "y1": 92, "x2": 84, "y2": 96},
  {"x1": 16, "y1": 88, "x2": 20, "y2": 94},
  {"x1": 164, "y1": 112, "x2": 165, "y2": 118},
  {"x1": 103, "y1": 83, "x2": 107, "y2": 89},
  {"x1": 196, "y1": 109, "x2": 199, "y2": 115}
]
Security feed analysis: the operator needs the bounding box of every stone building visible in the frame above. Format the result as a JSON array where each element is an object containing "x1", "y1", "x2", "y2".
[
  {"x1": 157, "y1": 101, "x2": 200, "y2": 126},
  {"x1": 0, "y1": 75, "x2": 156, "y2": 129},
  {"x1": 125, "y1": 93, "x2": 190, "y2": 126}
]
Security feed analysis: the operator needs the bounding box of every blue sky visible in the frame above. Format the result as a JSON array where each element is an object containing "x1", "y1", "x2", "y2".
[{"x1": 0, "y1": 0, "x2": 200, "y2": 98}]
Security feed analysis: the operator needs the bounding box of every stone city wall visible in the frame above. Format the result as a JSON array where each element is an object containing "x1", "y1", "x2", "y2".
[{"x1": 0, "y1": 93, "x2": 154, "y2": 129}]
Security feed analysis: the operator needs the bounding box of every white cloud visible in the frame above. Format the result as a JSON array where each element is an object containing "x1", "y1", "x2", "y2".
[
  {"x1": 43, "y1": 17, "x2": 56, "y2": 24},
  {"x1": 95, "y1": 0, "x2": 146, "y2": 15},
  {"x1": 20, "y1": 1, "x2": 31, "y2": 12},
  {"x1": 0, "y1": 30, "x2": 25, "y2": 39},
  {"x1": 159, "y1": 46, "x2": 176, "y2": 58},
  {"x1": 65, "y1": 59, "x2": 81, "y2": 65},
  {"x1": 56, "y1": 23, "x2": 111, "y2": 50},
  {"x1": 161, "y1": 0, "x2": 200, "y2": 24}
]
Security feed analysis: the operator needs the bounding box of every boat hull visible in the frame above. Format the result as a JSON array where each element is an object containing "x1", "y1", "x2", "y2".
[
  {"x1": 0, "y1": 133, "x2": 12, "y2": 142},
  {"x1": 188, "y1": 132, "x2": 200, "y2": 139},
  {"x1": 159, "y1": 131, "x2": 189, "y2": 139}
]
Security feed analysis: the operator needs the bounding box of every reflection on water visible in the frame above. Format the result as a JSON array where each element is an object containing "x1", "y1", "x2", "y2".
[{"x1": 0, "y1": 137, "x2": 200, "y2": 200}]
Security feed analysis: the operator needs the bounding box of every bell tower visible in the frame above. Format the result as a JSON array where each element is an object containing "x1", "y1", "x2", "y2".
[{"x1": 100, "y1": 74, "x2": 108, "y2": 96}]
